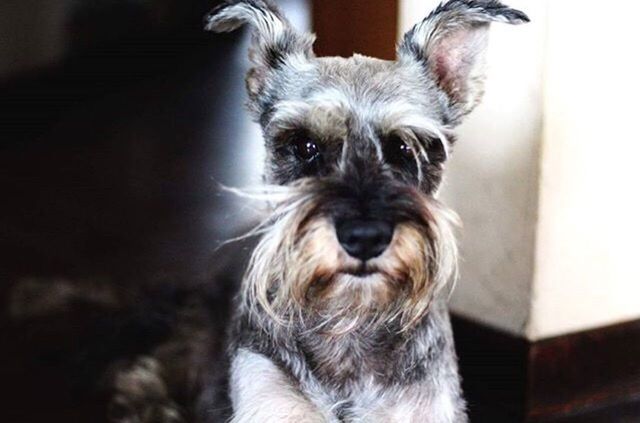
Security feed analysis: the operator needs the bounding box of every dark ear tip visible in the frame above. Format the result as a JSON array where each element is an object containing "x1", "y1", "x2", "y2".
[
  {"x1": 203, "y1": 0, "x2": 286, "y2": 32},
  {"x1": 204, "y1": 3, "x2": 248, "y2": 32},
  {"x1": 203, "y1": 4, "x2": 226, "y2": 31},
  {"x1": 203, "y1": 16, "x2": 215, "y2": 31},
  {"x1": 467, "y1": 0, "x2": 530, "y2": 24},
  {"x1": 509, "y1": 8, "x2": 530, "y2": 24}
]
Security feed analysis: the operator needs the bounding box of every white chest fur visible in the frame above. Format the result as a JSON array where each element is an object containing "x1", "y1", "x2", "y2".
[{"x1": 229, "y1": 348, "x2": 462, "y2": 423}]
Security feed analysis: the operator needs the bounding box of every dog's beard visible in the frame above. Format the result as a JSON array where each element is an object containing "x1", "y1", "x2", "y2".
[{"x1": 235, "y1": 179, "x2": 459, "y2": 334}]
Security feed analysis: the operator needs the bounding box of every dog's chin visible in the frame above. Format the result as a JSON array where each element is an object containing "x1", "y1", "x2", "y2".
[{"x1": 308, "y1": 269, "x2": 399, "y2": 314}]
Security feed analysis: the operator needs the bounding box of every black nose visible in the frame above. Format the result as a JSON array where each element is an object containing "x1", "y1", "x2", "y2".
[{"x1": 336, "y1": 219, "x2": 394, "y2": 261}]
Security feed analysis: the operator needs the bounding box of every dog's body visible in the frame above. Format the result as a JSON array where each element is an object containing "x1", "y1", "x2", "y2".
[{"x1": 229, "y1": 299, "x2": 464, "y2": 422}]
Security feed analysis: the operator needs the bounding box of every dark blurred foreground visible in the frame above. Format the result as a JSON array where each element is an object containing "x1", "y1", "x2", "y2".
[{"x1": 1, "y1": 0, "x2": 259, "y2": 420}]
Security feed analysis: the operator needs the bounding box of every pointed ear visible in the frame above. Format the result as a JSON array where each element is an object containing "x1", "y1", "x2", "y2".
[
  {"x1": 205, "y1": 0, "x2": 315, "y2": 106},
  {"x1": 398, "y1": 0, "x2": 528, "y2": 123}
]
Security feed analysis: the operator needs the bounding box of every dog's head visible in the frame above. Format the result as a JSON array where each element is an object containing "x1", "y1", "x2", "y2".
[{"x1": 207, "y1": 0, "x2": 528, "y2": 332}]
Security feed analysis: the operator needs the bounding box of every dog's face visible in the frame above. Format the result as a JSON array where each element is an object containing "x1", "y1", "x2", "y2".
[{"x1": 207, "y1": 0, "x2": 527, "y2": 332}]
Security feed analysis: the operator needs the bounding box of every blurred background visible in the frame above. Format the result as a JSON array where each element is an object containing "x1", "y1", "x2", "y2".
[{"x1": 1, "y1": 0, "x2": 639, "y2": 422}]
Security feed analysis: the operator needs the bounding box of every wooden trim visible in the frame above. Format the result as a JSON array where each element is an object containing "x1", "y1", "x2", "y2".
[
  {"x1": 451, "y1": 315, "x2": 640, "y2": 422},
  {"x1": 527, "y1": 319, "x2": 640, "y2": 421},
  {"x1": 311, "y1": 0, "x2": 399, "y2": 60}
]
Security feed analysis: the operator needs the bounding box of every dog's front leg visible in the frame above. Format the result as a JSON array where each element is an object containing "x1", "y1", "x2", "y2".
[
  {"x1": 229, "y1": 348, "x2": 328, "y2": 423},
  {"x1": 354, "y1": 384, "x2": 467, "y2": 423}
]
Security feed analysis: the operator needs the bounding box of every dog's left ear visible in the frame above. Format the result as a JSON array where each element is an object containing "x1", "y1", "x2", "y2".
[
  {"x1": 205, "y1": 0, "x2": 315, "y2": 108},
  {"x1": 398, "y1": 0, "x2": 528, "y2": 123}
]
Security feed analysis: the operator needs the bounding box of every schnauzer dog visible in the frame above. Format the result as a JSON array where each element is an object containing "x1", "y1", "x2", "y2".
[{"x1": 203, "y1": 0, "x2": 528, "y2": 422}]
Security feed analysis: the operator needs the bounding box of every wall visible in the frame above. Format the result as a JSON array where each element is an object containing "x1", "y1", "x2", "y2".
[
  {"x1": 0, "y1": 0, "x2": 69, "y2": 78},
  {"x1": 399, "y1": 0, "x2": 640, "y2": 340},
  {"x1": 312, "y1": 0, "x2": 398, "y2": 60},
  {"x1": 528, "y1": 1, "x2": 640, "y2": 339}
]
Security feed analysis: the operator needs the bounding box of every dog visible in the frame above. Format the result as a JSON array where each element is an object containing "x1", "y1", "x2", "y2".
[{"x1": 202, "y1": 0, "x2": 529, "y2": 422}]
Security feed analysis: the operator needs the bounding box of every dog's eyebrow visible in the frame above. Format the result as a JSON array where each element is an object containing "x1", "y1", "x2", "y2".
[
  {"x1": 269, "y1": 100, "x2": 311, "y2": 125},
  {"x1": 268, "y1": 95, "x2": 350, "y2": 142},
  {"x1": 378, "y1": 105, "x2": 450, "y2": 156},
  {"x1": 270, "y1": 88, "x2": 351, "y2": 124}
]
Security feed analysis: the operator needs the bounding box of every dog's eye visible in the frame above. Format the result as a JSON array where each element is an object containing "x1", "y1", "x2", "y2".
[
  {"x1": 293, "y1": 138, "x2": 320, "y2": 161},
  {"x1": 384, "y1": 135, "x2": 413, "y2": 164},
  {"x1": 425, "y1": 138, "x2": 447, "y2": 163}
]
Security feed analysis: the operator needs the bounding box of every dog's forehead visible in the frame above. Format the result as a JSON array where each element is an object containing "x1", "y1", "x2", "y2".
[
  {"x1": 267, "y1": 54, "x2": 444, "y2": 130},
  {"x1": 315, "y1": 55, "x2": 397, "y2": 85},
  {"x1": 311, "y1": 55, "x2": 432, "y2": 108}
]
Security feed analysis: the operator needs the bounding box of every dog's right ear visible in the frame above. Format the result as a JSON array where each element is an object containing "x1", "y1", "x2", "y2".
[{"x1": 205, "y1": 0, "x2": 315, "y2": 106}]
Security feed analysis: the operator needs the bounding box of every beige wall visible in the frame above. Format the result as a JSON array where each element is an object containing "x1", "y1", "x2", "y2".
[
  {"x1": 527, "y1": 1, "x2": 640, "y2": 339},
  {"x1": 399, "y1": 0, "x2": 640, "y2": 340}
]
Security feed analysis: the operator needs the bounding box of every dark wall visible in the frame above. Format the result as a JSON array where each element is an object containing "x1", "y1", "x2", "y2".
[
  {"x1": 312, "y1": 0, "x2": 398, "y2": 60},
  {"x1": 0, "y1": 0, "x2": 221, "y2": 79},
  {"x1": 1, "y1": 0, "x2": 259, "y2": 289}
]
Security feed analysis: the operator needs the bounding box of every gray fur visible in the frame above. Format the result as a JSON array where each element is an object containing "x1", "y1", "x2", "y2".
[{"x1": 229, "y1": 299, "x2": 467, "y2": 422}]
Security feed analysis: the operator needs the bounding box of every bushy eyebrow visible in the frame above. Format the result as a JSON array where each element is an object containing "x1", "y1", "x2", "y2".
[
  {"x1": 376, "y1": 102, "x2": 450, "y2": 147},
  {"x1": 266, "y1": 98, "x2": 350, "y2": 144}
]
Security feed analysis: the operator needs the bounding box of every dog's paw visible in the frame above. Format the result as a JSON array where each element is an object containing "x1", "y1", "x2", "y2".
[
  {"x1": 107, "y1": 357, "x2": 184, "y2": 423},
  {"x1": 108, "y1": 396, "x2": 183, "y2": 423}
]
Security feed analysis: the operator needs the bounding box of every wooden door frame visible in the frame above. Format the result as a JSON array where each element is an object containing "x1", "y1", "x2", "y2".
[{"x1": 311, "y1": 0, "x2": 399, "y2": 60}]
